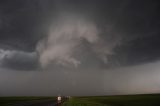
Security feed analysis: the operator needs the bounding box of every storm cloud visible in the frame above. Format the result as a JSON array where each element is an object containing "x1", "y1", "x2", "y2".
[{"x1": 0, "y1": 0, "x2": 160, "y2": 96}]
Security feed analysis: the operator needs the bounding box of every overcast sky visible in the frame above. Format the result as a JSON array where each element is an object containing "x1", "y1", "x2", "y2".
[{"x1": 0, "y1": 0, "x2": 160, "y2": 96}]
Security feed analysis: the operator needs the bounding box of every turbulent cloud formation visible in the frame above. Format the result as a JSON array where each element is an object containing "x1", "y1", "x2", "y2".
[
  {"x1": 37, "y1": 16, "x2": 95, "y2": 68},
  {"x1": 37, "y1": 14, "x2": 121, "y2": 68}
]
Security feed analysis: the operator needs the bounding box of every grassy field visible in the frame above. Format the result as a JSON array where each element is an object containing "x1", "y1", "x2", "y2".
[
  {"x1": 1, "y1": 94, "x2": 160, "y2": 106},
  {"x1": 0, "y1": 96, "x2": 56, "y2": 106},
  {"x1": 62, "y1": 94, "x2": 160, "y2": 106}
]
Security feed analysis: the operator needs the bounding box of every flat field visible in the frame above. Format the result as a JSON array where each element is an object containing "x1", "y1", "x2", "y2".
[{"x1": 62, "y1": 94, "x2": 160, "y2": 106}]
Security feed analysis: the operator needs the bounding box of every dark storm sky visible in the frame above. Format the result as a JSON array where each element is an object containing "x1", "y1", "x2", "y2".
[{"x1": 0, "y1": 0, "x2": 160, "y2": 96}]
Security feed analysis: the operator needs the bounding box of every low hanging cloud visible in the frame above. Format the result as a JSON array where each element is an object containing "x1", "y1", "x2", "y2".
[
  {"x1": 0, "y1": 49, "x2": 38, "y2": 70},
  {"x1": 37, "y1": 14, "x2": 122, "y2": 68}
]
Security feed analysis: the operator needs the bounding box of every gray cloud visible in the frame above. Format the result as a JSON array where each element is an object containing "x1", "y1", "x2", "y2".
[{"x1": 0, "y1": 49, "x2": 38, "y2": 70}]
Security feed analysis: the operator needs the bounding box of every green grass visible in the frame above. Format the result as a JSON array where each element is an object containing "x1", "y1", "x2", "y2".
[
  {"x1": 0, "y1": 96, "x2": 56, "y2": 106},
  {"x1": 62, "y1": 94, "x2": 160, "y2": 106},
  {"x1": 63, "y1": 97, "x2": 107, "y2": 106}
]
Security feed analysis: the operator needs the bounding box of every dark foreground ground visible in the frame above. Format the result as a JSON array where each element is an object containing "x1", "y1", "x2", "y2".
[
  {"x1": 1, "y1": 94, "x2": 160, "y2": 106},
  {"x1": 0, "y1": 97, "x2": 57, "y2": 106}
]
